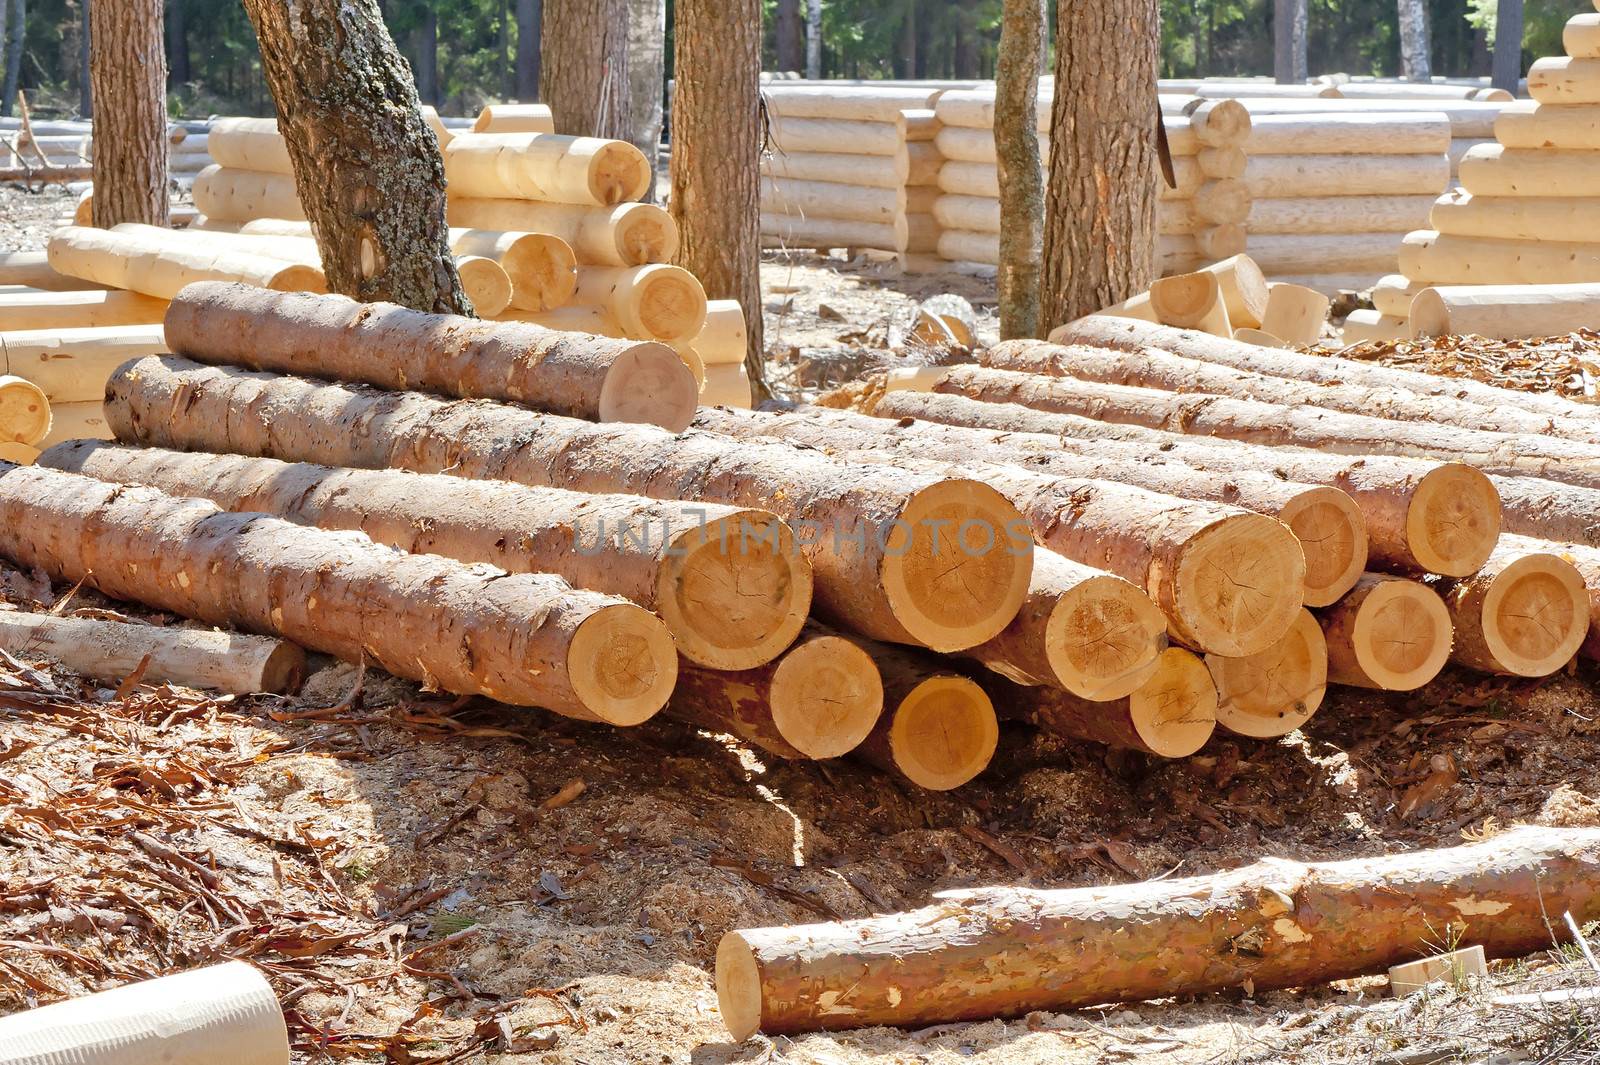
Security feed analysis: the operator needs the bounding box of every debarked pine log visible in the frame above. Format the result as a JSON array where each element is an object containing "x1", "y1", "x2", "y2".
[{"x1": 0, "y1": 463, "x2": 677, "y2": 723}]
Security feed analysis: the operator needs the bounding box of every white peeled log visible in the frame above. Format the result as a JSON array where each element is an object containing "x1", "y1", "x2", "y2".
[
  {"x1": 1244, "y1": 112, "x2": 1452, "y2": 155},
  {"x1": 907, "y1": 142, "x2": 943, "y2": 186},
  {"x1": 442, "y1": 132, "x2": 652, "y2": 205},
  {"x1": 191, "y1": 166, "x2": 305, "y2": 222},
  {"x1": 1244, "y1": 153, "x2": 1450, "y2": 198},
  {"x1": 0, "y1": 376, "x2": 50, "y2": 445},
  {"x1": 1373, "y1": 274, "x2": 1425, "y2": 317},
  {"x1": 1448, "y1": 138, "x2": 1495, "y2": 173},
  {"x1": 1410, "y1": 284, "x2": 1600, "y2": 340},
  {"x1": 0, "y1": 324, "x2": 167, "y2": 402},
  {"x1": 1159, "y1": 199, "x2": 1205, "y2": 235},
  {"x1": 761, "y1": 176, "x2": 906, "y2": 224},
  {"x1": 46, "y1": 225, "x2": 325, "y2": 300},
  {"x1": 36, "y1": 400, "x2": 114, "y2": 448},
  {"x1": 694, "y1": 300, "x2": 748, "y2": 367},
  {"x1": 1191, "y1": 180, "x2": 1251, "y2": 225},
  {"x1": 1158, "y1": 235, "x2": 1204, "y2": 276},
  {"x1": 1529, "y1": 57, "x2": 1600, "y2": 104},
  {"x1": 762, "y1": 85, "x2": 942, "y2": 122},
  {"x1": 761, "y1": 149, "x2": 910, "y2": 190},
  {"x1": 1245, "y1": 232, "x2": 1406, "y2": 275},
  {"x1": 936, "y1": 159, "x2": 998, "y2": 198},
  {"x1": 1198, "y1": 82, "x2": 1342, "y2": 99},
  {"x1": 935, "y1": 89, "x2": 1049, "y2": 133},
  {"x1": 446, "y1": 199, "x2": 677, "y2": 267},
  {"x1": 933, "y1": 194, "x2": 999, "y2": 233},
  {"x1": 1460, "y1": 144, "x2": 1600, "y2": 197},
  {"x1": 1403, "y1": 230, "x2": 1600, "y2": 286},
  {"x1": 573, "y1": 264, "x2": 708, "y2": 343},
  {"x1": 701, "y1": 363, "x2": 752, "y2": 409},
  {"x1": 1148, "y1": 272, "x2": 1232, "y2": 336},
  {"x1": 1272, "y1": 273, "x2": 1401, "y2": 295},
  {"x1": 448, "y1": 228, "x2": 578, "y2": 312},
  {"x1": 0, "y1": 961, "x2": 289, "y2": 1065},
  {"x1": 1432, "y1": 189, "x2": 1600, "y2": 243},
  {"x1": 0, "y1": 288, "x2": 168, "y2": 330},
  {"x1": 1233, "y1": 327, "x2": 1288, "y2": 347},
  {"x1": 1495, "y1": 101, "x2": 1600, "y2": 150},
  {"x1": 762, "y1": 213, "x2": 908, "y2": 252},
  {"x1": 455, "y1": 256, "x2": 514, "y2": 317},
  {"x1": 207, "y1": 117, "x2": 292, "y2": 173},
  {"x1": 1187, "y1": 99, "x2": 1253, "y2": 147},
  {"x1": 1220, "y1": 98, "x2": 1503, "y2": 139},
  {"x1": 1341, "y1": 308, "x2": 1410, "y2": 343},
  {"x1": 1247, "y1": 195, "x2": 1437, "y2": 235},
  {"x1": 906, "y1": 186, "x2": 940, "y2": 214},
  {"x1": 1335, "y1": 82, "x2": 1499, "y2": 100},
  {"x1": 1260, "y1": 283, "x2": 1332, "y2": 345},
  {"x1": 1195, "y1": 223, "x2": 1248, "y2": 260},
  {"x1": 933, "y1": 125, "x2": 1047, "y2": 164},
  {"x1": 769, "y1": 115, "x2": 905, "y2": 156},
  {"x1": 1566, "y1": 14, "x2": 1600, "y2": 59},
  {"x1": 935, "y1": 229, "x2": 999, "y2": 265},
  {"x1": 472, "y1": 102, "x2": 555, "y2": 134},
  {"x1": 1197, "y1": 146, "x2": 1247, "y2": 180},
  {"x1": 0, "y1": 251, "x2": 109, "y2": 291}
]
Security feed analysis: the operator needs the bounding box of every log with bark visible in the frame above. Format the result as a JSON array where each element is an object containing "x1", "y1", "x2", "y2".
[
  {"x1": 868, "y1": 389, "x2": 1497, "y2": 581},
  {"x1": 1500, "y1": 534, "x2": 1600, "y2": 663},
  {"x1": 994, "y1": 645, "x2": 1217, "y2": 757},
  {"x1": 696, "y1": 403, "x2": 1364, "y2": 608},
  {"x1": 667, "y1": 622, "x2": 883, "y2": 759},
  {"x1": 1432, "y1": 545, "x2": 1588, "y2": 677},
  {"x1": 104, "y1": 358, "x2": 1035, "y2": 653},
  {"x1": 0, "y1": 610, "x2": 306, "y2": 694},
  {"x1": 1206, "y1": 608, "x2": 1325, "y2": 738},
  {"x1": 38, "y1": 441, "x2": 813, "y2": 671},
  {"x1": 714, "y1": 825, "x2": 1600, "y2": 1037},
  {"x1": 853, "y1": 639, "x2": 999, "y2": 791},
  {"x1": 0, "y1": 463, "x2": 678, "y2": 723},
  {"x1": 1318, "y1": 574, "x2": 1453, "y2": 691},
  {"x1": 446, "y1": 199, "x2": 679, "y2": 266},
  {"x1": 161, "y1": 281, "x2": 700, "y2": 431}
]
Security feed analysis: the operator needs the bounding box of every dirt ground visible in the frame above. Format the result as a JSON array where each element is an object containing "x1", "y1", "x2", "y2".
[{"x1": 5, "y1": 181, "x2": 1600, "y2": 1063}]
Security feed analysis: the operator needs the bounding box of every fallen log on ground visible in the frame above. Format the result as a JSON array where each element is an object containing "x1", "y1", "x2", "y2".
[
  {"x1": 992, "y1": 646, "x2": 1217, "y2": 756},
  {"x1": 668, "y1": 623, "x2": 883, "y2": 759},
  {"x1": 0, "y1": 288, "x2": 169, "y2": 330},
  {"x1": 696, "y1": 404, "x2": 1358, "y2": 608},
  {"x1": 1318, "y1": 574, "x2": 1453, "y2": 690},
  {"x1": 853, "y1": 639, "x2": 999, "y2": 791},
  {"x1": 716, "y1": 826, "x2": 1600, "y2": 1037},
  {"x1": 691, "y1": 407, "x2": 1306, "y2": 656},
  {"x1": 1432, "y1": 545, "x2": 1588, "y2": 677},
  {"x1": 0, "y1": 463, "x2": 678, "y2": 723},
  {"x1": 1205, "y1": 608, "x2": 1326, "y2": 738},
  {"x1": 37, "y1": 441, "x2": 812, "y2": 671},
  {"x1": 161, "y1": 281, "x2": 700, "y2": 431},
  {"x1": 0, "y1": 610, "x2": 307, "y2": 694},
  {"x1": 105, "y1": 358, "x2": 1035, "y2": 653},
  {"x1": 46, "y1": 224, "x2": 325, "y2": 299},
  {"x1": 867, "y1": 388, "x2": 1492, "y2": 580},
  {"x1": 0, "y1": 325, "x2": 168, "y2": 402}
]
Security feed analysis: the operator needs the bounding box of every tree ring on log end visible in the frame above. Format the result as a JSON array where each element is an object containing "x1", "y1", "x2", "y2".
[
  {"x1": 0, "y1": 377, "x2": 51, "y2": 446},
  {"x1": 1479, "y1": 553, "x2": 1588, "y2": 677},
  {"x1": 597, "y1": 341, "x2": 701, "y2": 432},
  {"x1": 503, "y1": 234, "x2": 577, "y2": 312},
  {"x1": 1406, "y1": 463, "x2": 1501, "y2": 577},
  {"x1": 588, "y1": 141, "x2": 654, "y2": 205},
  {"x1": 265, "y1": 263, "x2": 328, "y2": 294},
  {"x1": 879, "y1": 480, "x2": 1034, "y2": 652},
  {"x1": 260, "y1": 641, "x2": 310, "y2": 695},
  {"x1": 1278, "y1": 486, "x2": 1367, "y2": 607},
  {"x1": 630, "y1": 264, "x2": 709, "y2": 343},
  {"x1": 1128, "y1": 647, "x2": 1218, "y2": 757},
  {"x1": 1206, "y1": 609, "x2": 1326, "y2": 738},
  {"x1": 658, "y1": 512, "x2": 812, "y2": 670},
  {"x1": 1050, "y1": 574, "x2": 1168, "y2": 701},
  {"x1": 456, "y1": 256, "x2": 513, "y2": 317},
  {"x1": 615, "y1": 203, "x2": 680, "y2": 266},
  {"x1": 1351, "y1": 580, "x2": 1452, "y2": 690},
  {"x1": 1173, "y1": 512, "x2": 1306, "y2": 657},
  {"x1": 566, "y1": 603, "x2": 678, "y2": 725},
  {"x1": 715, "y1": 932, "x2": 763, "y2": 1041},
  {"x1": 887, "y1": 674, "x2": 997, "y2": 790},
  {"x1": 769, "y1": 635, "x2": 883, "y2": 758}
]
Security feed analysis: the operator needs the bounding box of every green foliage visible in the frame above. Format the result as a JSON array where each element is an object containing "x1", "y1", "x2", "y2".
[{"x1": 1467, "y1": 0, "x2": 1582, "y2": 65}]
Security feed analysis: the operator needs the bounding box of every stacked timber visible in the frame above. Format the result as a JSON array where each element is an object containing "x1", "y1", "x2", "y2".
[
  {"x1": 757, "y1": 84, "x2": 946, "y2": 255},
  {"x1": 1087, "y1": 254, "x2": 1332, "y2": 348},
  {"x1": 1379, "y1": 11, "x2": 1600, "y2": 339},
  {"x1": 929, "y1": 89, "x2": 1250, "y2": 275}
]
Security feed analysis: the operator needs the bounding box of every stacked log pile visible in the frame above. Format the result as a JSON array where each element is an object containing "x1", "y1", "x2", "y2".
[{"x1": 1377, "y1": 8, "x2": 1600, "y2": 341}]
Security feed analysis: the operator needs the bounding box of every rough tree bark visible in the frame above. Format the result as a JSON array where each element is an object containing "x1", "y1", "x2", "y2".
[
  {"x1": 541, "y1": 0, "x2": 631, "y2": 139},
  {"x1": 774, "y1": 0, "x2": 803, "y2": 73},
  {"x1": 805, "y1": 0, "x2": 821, "y2": 79},
  {"x1": 1040, "y1": 0, "x2": 1159, "y2": 328},
  {"x1": 240, "y1": 0, "x2": 468, "y2": 314},
  {"x1": 672, "y1": 0, "x2": 768, "y2": 403},
  {"x1": 1492, "y1": 0, "x2": 1523, "y2": 95},
  {"x1": 515, "y1": 0, "x2": 541, "y2": 101},
  {"x1": 626, "y1": 0, "x2": 664, "y2": 203},
  {"x1": 78, "y1": 0, "x2": 91, "y2": 118},
  {"x1": 1273, "y1": 0, "x2": 1308, "y2": 84},
  {"x1": 994, "y1": 0, "x2": 1044, "y2": 340},
  {"x1": 1397, "y1": 0, "x2": 1432, "y2": 82},
  {"x1": 88, "y1": 0, "x2": 169, "y2": 227}
]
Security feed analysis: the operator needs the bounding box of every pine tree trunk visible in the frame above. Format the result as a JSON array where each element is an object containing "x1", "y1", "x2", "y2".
[
  {"x1": 88, "y1": 0, "x2": 167, "y2": 226},
  {"x1": 240, "y1": 0, "x2": 468, "y2": 314},
  {"x1": 774, "y1": 0, "x2": 803, "y2": 73},
  {"x1": 1273, "y1": 0, "x2": 1308, "y2": 84},
  {"x1": 995, "y1": 0, "x2": 1044, "y2": 340},
  {"x1": 78, "y1": 0, "x2": 92, "y2": 118},
  {"x1": 671, "y1": 0, "x2": 768, "y2": 403},
  {"x1": 1040, "y1": 0, "x2": 1159, "y2": 328},
  {"x1": 626, "y1": 0, "x2": 664, "y2": 203},
  {"x1": 515, "y1": 0, "x2": 541, "y2": 100},
  {"x1": 1492, "y1": 0, "x2": 1523, "y2": 94},
  {"x1": 541, "y1": 0, "x2": 630, "y2": 139},
  {"x1": 1397, "y1": 0, "x2": 1432, "y2": 82},
  {"x1": 167, "y1": 0, "x2": 189, "y2": 86},
  {"x1": 804, "y1": 0, "x2": 821, "y2": 78},
  {"x1": 1, "y1": 0, "x2": 23, "y2": 118}
]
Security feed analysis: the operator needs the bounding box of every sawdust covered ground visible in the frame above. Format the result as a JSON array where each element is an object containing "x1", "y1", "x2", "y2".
[{"x1": 3, "y1": 215, "x2": 1600, "y2": 1061}]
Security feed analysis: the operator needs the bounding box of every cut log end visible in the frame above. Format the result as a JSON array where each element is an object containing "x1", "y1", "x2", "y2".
[
  {"x1": 716, "y1": 932, "x2": 764, "y2": 1041},
  {"x1": 1206, "y1": 609, "x2": 1327, "y2": 738},
  {"x1": 1279, "y1": 486, "x2": 1368, "y2": 607},
  {"x1": 887, "y1": 673, "x2": 997, "y2": 790},
  {"x1": 264, "y1": 263, "x2": 328, "y2": 294},
  {"x1": 1349, "y1": 579, "x2": 1454, "y2": 691},
  {"x1": 1407, "y1": 463, "x2": 1502, "y2": 577},
  {"x1": 261, "y1": 641, "x2": 310, "y2": 694},
  {"x1": 0, "y1": 377, "x2": 52, "y2": 446},
  {"x1": 1478, "y1": 553, "x2": 1589, "y2": 678},
  {"x1": 635, "y1": 266, "x2": 709, "y2": 342},
  {"x1": 456, "y1": 256, "x2": 513, "y2": 317},
  {"x1": 769, "y1": 635, "x2": 884, "y2": 758},
  {"x1": 591, "y1": 141, "x2": 654, "y2": 205},
  {"x1": 1174, "y1": 513, "x2": 1306, "y2": 657},
  {"x1": 596, "y1": 343, "x2": 702, "y2": 432},
  {"x1": 1050, "y1": 574, "x2": 1169, "y2": 701},
  {"x1": 879, "y1": 481, "x2": 1035, "y2": 652},
  {"x1": 658, "y1": 513, "x2": 812, "y2": 670},
  {"x1": 503, "y1": 235, "x2": 578, "y2": 313},
  {"x1": 616, "y1": 204, "x2": 680, "y2": 265},
  {"x1": 565, "y1": 603, "x2": 679, "y2": 725},
  {"x1": 1126, "y1": 646, "x2": 1219, "y2": 757}
]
